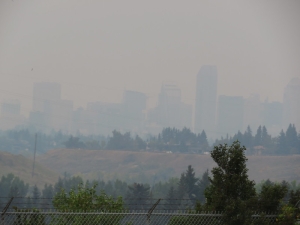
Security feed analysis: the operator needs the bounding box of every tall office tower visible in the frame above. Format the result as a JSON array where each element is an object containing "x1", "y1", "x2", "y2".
[
  {"x1": 217, "y1": 95, "x2": 244, "y2": 137},
  {"x1": 122, "y1": 90, "x2": 147, "y2": 131},
  {"x1": 243, "y1": 94, "x2": 262, "y2": 131},
  {"x1": 0, "y1": 100, "x2": 25, "y2": 130},
  {"x1": 261, "y1": 100, "x2": 283, "y2": 136},
  {"x1": 51, "y1": 99, "x2": 74, "y2": 132},
  {"x1": 86, "y1": 102, "x2": 123, "y2": 135},
  {"x1": 148, "y1": 83, "x2": 192, "y2": 130},
  {"x1": 283, "y1": 77, "x2": 300, "y2": 129},
  {"x1": 1, "y1": 100, "x2": 21, "y2": 116},
  {"x1": 158, "y1": 83, "x2": 181, "y2": 128},
  {"x1": 195, "y1": 65, "x2": 218, "y2": 137},
  {"x1": 31, "y1": 82, "x2": 61, "y2": 132}
]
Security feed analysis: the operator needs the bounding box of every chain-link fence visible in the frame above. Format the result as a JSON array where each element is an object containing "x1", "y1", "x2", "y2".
[{"x1": 0, "y1": 210, "x2": 278, "y2": 225}]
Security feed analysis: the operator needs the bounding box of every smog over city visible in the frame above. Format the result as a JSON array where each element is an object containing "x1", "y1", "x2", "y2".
[{"x1": 0, "y1": 0, "x2": 300, "y2": 219}]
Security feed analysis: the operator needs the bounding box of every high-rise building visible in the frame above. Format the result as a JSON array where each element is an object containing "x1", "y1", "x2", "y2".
[
  {"x1": 261, "y1": 100, "x2": 283, "y2": 136},
  {"x1": 148, "y1": 83, "x2": 192, "y2": 130},
  {"x1": 217, "y1": 95, "x2": 244, "y2": 137},
  {"x1": 194, "y1": 65, "x2": 218, "y2": 136},
  {"x1": 243, "y1": 94, "x2": 262, "y2": 131},
  {"x1": 51, "y1": 99, "x2": 74, "y2": 132},
  {"x1": 85, "y1": 102, "x2": 123, "y2": 135},
  {"x1": 0, "y1": 100, "x2": 25, "y2": 130},
  {"x1": 283, "y1": 77, "x2": 300, "y2": 129},
  {"x1": 157, "y1": 84, "x2": 181, "y2": 128},
  {"x1": 122, "y1": 90, "x2": 147, "y2": 131},
  {"x1": 31, "y1": 82, "x2": 74, "y2": 132},
  {"x1": 1, "y1": 100, "x2": 21, "y2": 116}
]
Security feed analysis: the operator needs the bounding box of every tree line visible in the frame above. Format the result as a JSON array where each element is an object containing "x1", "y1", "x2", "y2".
[
  {"x1": 214, "y1": 124, "x2": 300, "y2": 155},
  {"x1": 0, "y1": 123, "x2": 299, "y2": 155}
]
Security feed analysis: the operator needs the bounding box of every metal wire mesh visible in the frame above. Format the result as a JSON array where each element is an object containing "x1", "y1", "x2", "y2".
[{"x1": 1, "y1": 210, "x2": 278, "y2": 225}]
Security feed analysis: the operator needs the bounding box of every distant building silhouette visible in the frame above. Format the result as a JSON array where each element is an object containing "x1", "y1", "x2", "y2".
[
  {"x1": 243, "y1": 94, "x2": 262, "y2": 131},
  {"x1": 85, "y1": 102, "x2": 123, "y2": 135},
  {"x1": 194, "y1": 65, "x2": 218, "y2": 137},
  {"x1": 122, "y1": 90, "x2": 147, "y2": 132},
  {"x1": 148, "y1": 83, "x2": 192, "y2": 131},
  {"x1": 283, "y1": 77, "x2": 300, "y2": 129},
  {"x1": 261, "y1": 100, "x2": 283, "y2": 135},
  {"x1": 30, "y1": 82, "x2": 73, "y2": 132},
  {"x1": 217, "y1": 95, "x2": 244, "y2": 137},
  {"x1": 0, "y1": 100, "x2": 25, "y2": 129}
]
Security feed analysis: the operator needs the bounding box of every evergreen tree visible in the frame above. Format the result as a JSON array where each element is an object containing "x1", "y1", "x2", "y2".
[
  {"x1": 261, "y1": 126, "x2": 273, "y2": 153},
  {"x1": 41, "y1": 184, "x2": 54, "y2": 209},
  {"x1": 286, "y1": 124, "x2": 299, "y2": 154},
  {"x1": 64, "y1": 136, "x2": 85, "y2": 149},
  {"x1": 54, "y1": 177, "x2": 64, "y2": 193},
  {"x1": 276, "y1": 130, "x2": 287, "y2": 155},
  {"x1": 126, "y1": 183, "x2": 150, "y2": 210},
  {"x1": 0, "y1": 174, "x2": 29, "y2": 209},
  {"x1": 184, "y1": 165, "x2": 199, "y2": 201},
  {"x1": 177, "y1": 173, "x2": 187, "y2": 200},
  {"x1": 32, "y1": 185, "x2": 41, "y2": 208},
  {"x1": 165, "y1": 186, "x2": 178, "y2": 210},
  {"x1": 235, "y1": 130, "x2": 243, "y2": 143},
  {"x1": 198, "y1": 130, "x2": 209, "y2": 152},
  {"x1": 243, "y1": 126, "x2": 253, "y2": 148},
  {"x1": 254, "y1": 126, "x2": 262, "y2": 146},
  {"x1": 134, "y1": 135, "x2": 147, "y2": 150},
  {"x1": 114, "y1": 179, "x2": 128, "y2": 198},
  {"x1": 197, "y1": 170, "x2": 210, "y2": 203}
]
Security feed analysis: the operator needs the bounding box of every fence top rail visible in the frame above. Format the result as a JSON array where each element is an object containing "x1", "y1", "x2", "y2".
[{"x1": 3, "y1": 211, "x2": 277, "y2": 218}]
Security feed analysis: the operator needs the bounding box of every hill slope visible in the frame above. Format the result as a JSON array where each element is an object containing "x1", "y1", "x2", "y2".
[
  {"x1": 37, "y1": 149, "x2": 300, "y2": 183},
  {"x1": 0, "y1": 151, "x2": 59, "y2": 187}
]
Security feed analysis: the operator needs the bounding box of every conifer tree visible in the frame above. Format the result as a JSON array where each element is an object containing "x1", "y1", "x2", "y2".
[
  {"x1": 254, "y1": 125, "x2": 262, "y2": 146},
  {"x1": 32, "y1": 185, "x2": 41, "y2": 208},
  {"x1": 243, "y1": 126, "x2": 253, "y2": 148},
  {"x1": 184, "y1": 165, "x2": 199, "y2": 201},
  {"x1": 126, "y1": 183, "x2": 150, "y2": 209},
  {"x1": 277, "y1": 130, "x2": 287, "y2": 155},
  {"x1": 286, "y1": 124, "x2": 299, "y2": 154},
  {"x1": 165, "y1": 186, "x2": 177, "y2": 210},
  {"x1": 197, "y1": 170, "x2": 210, "y2": 203}
]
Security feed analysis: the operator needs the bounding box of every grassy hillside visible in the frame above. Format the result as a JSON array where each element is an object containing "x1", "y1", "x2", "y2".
[
  {"x1": 37, "y1": 149, "x2": 300, "y2": 183},
  {"x1": 0, "y1": 151, "x2": 59, "y2": 188}
]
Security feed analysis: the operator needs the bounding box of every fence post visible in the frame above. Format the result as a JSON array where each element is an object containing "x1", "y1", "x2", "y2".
[
  {"x1": 147, "y1": 199, "x2": 161, "y2": 225},
  {"x1": 1, "y1": 197, "x2": 14, "y2": 225}
]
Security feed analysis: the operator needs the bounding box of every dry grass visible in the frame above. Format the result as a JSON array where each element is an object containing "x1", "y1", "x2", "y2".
[
  {"x1": 0, "y1": 151, "x2": 59, "y2": 188},
  {"x1": 37, "y1": 149, "x2": 300, "y2": 183}
]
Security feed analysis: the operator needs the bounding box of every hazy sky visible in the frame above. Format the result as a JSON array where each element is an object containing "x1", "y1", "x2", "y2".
[{"x1": 1, "y1": 0, "x2": 300, "y2": 116}]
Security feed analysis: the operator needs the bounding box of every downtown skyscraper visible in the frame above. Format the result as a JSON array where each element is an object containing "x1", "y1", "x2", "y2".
[
  {"x1": 194, "y1": 65, "x2": 218, "y2": 137},
  {"x1": 283, "y1": 77, "x2": 300, "y2": 129}
]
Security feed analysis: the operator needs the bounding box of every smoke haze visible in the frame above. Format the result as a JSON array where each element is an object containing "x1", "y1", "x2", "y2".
[{"x1": 0, "y1": 0, "x2": 299, "y2": 136}]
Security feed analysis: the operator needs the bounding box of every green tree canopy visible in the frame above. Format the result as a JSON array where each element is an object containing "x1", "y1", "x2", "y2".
[
  {"x1": 53, "y1": 183, "x2": 124, "y2": 212},
  {"x1": 205, "y1": 141, "x2": 256, "y2": 225}
]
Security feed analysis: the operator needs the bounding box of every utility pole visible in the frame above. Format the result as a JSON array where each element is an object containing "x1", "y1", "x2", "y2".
[{"x1": 32, "y1": 133, "x2": 37, "y2": 177}]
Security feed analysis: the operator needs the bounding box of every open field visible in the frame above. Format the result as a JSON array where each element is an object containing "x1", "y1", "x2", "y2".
[
  {"x1": 37, "y1": 149, "x2": 300, "y2": 183},
  {"x1": 0, "y1": 151, "x2": 59, "y2": 187}
]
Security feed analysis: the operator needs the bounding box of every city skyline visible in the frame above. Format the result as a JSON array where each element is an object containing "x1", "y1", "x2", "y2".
[
  {"x1": 0, "y1": 74, "x2": 298, "y2": 138},
  {"x1": 1, "y1": 1, "x2": 300, "y2": 118}
]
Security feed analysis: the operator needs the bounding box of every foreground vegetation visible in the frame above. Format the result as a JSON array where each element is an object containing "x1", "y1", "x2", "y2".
[{"x1": 1, "y1": 141, "x2": 300, "y2": 224}]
